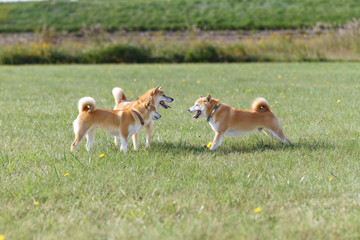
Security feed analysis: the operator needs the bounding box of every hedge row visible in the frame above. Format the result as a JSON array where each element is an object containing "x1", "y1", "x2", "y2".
[{"x1": 1, "y1": 44, "x2": 275, "y2": 64}]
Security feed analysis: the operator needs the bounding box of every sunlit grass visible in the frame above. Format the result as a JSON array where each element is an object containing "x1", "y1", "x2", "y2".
[{"x1": 0, "y1": 63, "x2": 359, "y2": 239}]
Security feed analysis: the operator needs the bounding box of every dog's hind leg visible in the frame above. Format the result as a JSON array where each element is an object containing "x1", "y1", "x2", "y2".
[
  {"x1": 262, "y1": 128, "x2": 273, "y2": 139},
  {"x1": 209, "y1": 132, "x2": 225, "y2": 150},
  {"x1": 145, "y1": 121, "x2": 153, "y2": 148},
  {"x1": 71, "y1": 121, "x2": 89, "y2": 151},
  {"x1": 267, "y1": 127, "x2": 291, "y2": 145},
  {"x1": 86, "y1": 128, "x2": 96, "y2": 151}
]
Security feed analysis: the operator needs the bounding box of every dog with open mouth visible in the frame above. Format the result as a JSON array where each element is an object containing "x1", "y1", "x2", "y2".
[
  {"x1": 188, "y1": 95, "x2": 291, "y2": 150},
  {"x1": 71, "y1": 96, "x2": 161, "y2": 153},
  {"x1": 112, "y1": 86, "x2": 173, "y2": 149}
]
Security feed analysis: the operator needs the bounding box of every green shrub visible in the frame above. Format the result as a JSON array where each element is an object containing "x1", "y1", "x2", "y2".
[
  {"x1": 81, "y1": 45, "x2": 151, "y2": 63},
  {"x1": 185, "y1": 44, "x2": 221, "y2": 62}
]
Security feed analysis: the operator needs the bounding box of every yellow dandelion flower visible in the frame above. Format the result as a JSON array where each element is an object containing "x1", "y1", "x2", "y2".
[
  {"x1": 1, "y1": 88, "x2": 3, "y2": 91},
  {"x1": 133, "y1": 79, "x2": 136, "y2": 82},
  {"x1": 275, "y1": 101, "x2": 278, "y2": 104},
  {"x1": 196, "y1": 80, "x2": 201, "y2": 84},
  {"x1": 34, "y1": 201, "x2": 39, "y2": 206},
  {"x1": 329, "y1": 177, "x2": 333, "y2": 182},
  {"x1": 18, "y1": 84, "x2": 22, "y2": 88},
  {"x1": 248, "y1": 89, "x2": 252, "y2": 92},
  {"x1": 254, "y1": 207, "x2": 261, "y2": 213},
  {"x1": 0, "y1": 234, "x2": 5, "y2": 240},
  {"x1": 284, "y1": 126, "x2": 287, "y2": 129},
  {"x1": 99, "y1": 153, "x2": 105, "y2": 158},
  {"x1": 270, "y1": 105, "x2": 273, "y2": 108},
  {"x1": 278, "y1": 75, "x2": 282, "y2": 79},
  {"x1": 336, "y1": 165, "x2": 340, "y2": 168},
  {"x1": 283, "y1": 95, "x2": 286, "y2": 99},
  {"x1": 64, "y1": 173, "x2": 69, "y2": 177},
  {"x1": 318, "y1": 120, "x2": 321, "y2": 123},
  {"x1": 337, "y1": 100, "x2": 341, "y2": 103},
  {"x1": 329, "y1": 115, "x2": 332, "y2": 118}
]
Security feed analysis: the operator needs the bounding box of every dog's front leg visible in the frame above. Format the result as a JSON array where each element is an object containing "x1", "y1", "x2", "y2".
[
  {"x1": 145, "y1": 121, "x2": 153, "y2": 148},
  {"x1": 119, "y1": 136, "x2": 129, "y2": 154},
  {"x1": 209, "y1": 132, "x2": 225, "y2": 150},
  {"x1": 132, "y1": 133, "x2": 139, "y2": 150},
  {"x1": 114, "y1": 136, "x2": 120, "y2": 146}
]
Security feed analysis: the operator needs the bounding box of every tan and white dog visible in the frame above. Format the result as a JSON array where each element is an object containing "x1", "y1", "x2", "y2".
[
  {"x1": 112, "y1": 86, "x2": 173, "y2": 149},
  {"x1": 188, "y1": 95, "x2": 291, "y2": 150},
  {"x1": 71, "y1": 96, "x2": 161, "y2": 153}
]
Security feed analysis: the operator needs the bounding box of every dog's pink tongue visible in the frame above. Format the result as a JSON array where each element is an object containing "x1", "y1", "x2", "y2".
[
  {"x1": 192, "y1": 111, "x2": 200, "y2": 118},
  {"x1": 160, "y1": 101, "x2": 171, "y2": 109}
]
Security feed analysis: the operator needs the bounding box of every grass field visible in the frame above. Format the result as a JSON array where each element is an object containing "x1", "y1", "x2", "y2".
[
  {"x1": 1, "y1": 63, "x2": 360, "y2": 239},
  {"x1": 1, "y1": 0, "x2": 360, "y2": 32}
]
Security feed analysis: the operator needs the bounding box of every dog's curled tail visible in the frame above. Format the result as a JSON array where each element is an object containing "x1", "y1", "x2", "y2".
[
  {"x1": 78, "y1": 97, "x2": 96, "y2": 113},
  {"x1": 251, "y1": 97, "x2": 271, "y2": 112},
  {"x1": 112, "y1": 87, "x2": 126, "y2": 104}
]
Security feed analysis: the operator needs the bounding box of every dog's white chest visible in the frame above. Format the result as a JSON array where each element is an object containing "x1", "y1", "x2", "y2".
[
  {"x1": 209, "y1": 119, "x2": 220, "y2": 132},
  {"x1": 128, "y1": 125, "x2": 136, "y2": 135}
]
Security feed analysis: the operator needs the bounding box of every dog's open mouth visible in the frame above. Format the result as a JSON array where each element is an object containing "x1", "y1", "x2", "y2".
[
  {"x1": 160, "y1": 101, "x2": 171, "y2": 109},
  {"x1": 192, "y1": 110, "x2": 201, "y2": 119}
]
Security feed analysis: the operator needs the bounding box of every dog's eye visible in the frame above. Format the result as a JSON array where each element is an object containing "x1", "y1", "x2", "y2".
[{"x1": 162, "y1": 94, "x2": 165, "y2": 97}]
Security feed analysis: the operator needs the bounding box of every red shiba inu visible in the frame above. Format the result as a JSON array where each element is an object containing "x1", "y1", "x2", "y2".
[
  {"x1": 188, "y1": 95, "x2": 291, "y2": 150},
  {"x1": 71, "y1": 96, "x2": 161, "y2": 153},
  {"x1": 112, "y1": 86, "x2": 173, "y2": 149}
]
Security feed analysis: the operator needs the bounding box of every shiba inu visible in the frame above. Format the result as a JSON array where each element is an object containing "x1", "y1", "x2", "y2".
[
  {"x1": 112, "y1": 86, "x2": 173, "y2": 149},
  {"x1": 188, "y1": 95, "x2": 291, "y2": 150},
  {"x1": 71, "y1": 96, "x2": 161, "y2": 153}
]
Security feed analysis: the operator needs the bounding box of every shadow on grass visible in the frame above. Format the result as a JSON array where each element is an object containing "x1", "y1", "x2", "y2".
[{"x1": 149, "y1": 139, "x2": 335, "y2": 155}]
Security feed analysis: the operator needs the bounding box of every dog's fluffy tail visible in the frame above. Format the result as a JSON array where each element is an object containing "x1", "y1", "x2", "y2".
[
  {"x1": 112, "y1": 87, "x2": 126, "y2": 104},
  {"x1": 78, "y1": 97, "x2": 96, "y2": 113},
  {"x1": 251, "y1": 97, "x2": 271, "y2": 112}
]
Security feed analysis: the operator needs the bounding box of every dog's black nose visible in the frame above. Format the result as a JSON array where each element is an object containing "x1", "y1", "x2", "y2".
[
  {"x1": 170, "y1": 98, "x2": 174, "y2": 102},
  {"x1": 188, "y1": 109, "x2": 191, "y2": 112}
]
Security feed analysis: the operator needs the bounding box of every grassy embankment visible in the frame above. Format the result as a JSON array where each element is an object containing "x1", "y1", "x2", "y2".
[
  {"x1": 1, "y1": 63, "x2": 359, "y2": 239},
  {"x1": 1, "y1": 0, "x2": 360, "y2": 32}
]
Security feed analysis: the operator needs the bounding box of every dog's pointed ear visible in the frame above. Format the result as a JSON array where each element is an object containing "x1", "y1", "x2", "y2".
[
  {"x1": 150, "y1": 87, "x2": 159, "y2": 96},
  {"x1": 146, "y1": 100, "x2": 152, "y2": 110},
  {"x1": 154, "y1": 86, "x2": 160, "y2": 95},
  {"x1": 206, "y1": 94, "x2": 211, "y2": 103}
]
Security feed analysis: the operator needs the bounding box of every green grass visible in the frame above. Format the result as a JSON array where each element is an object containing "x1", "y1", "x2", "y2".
[
  {"x1": 1, "y1": 63, "x2": 360, "y2": 239},
  {"x1": 1, "y1": 0, "x2": 360, "y2": 32}
]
